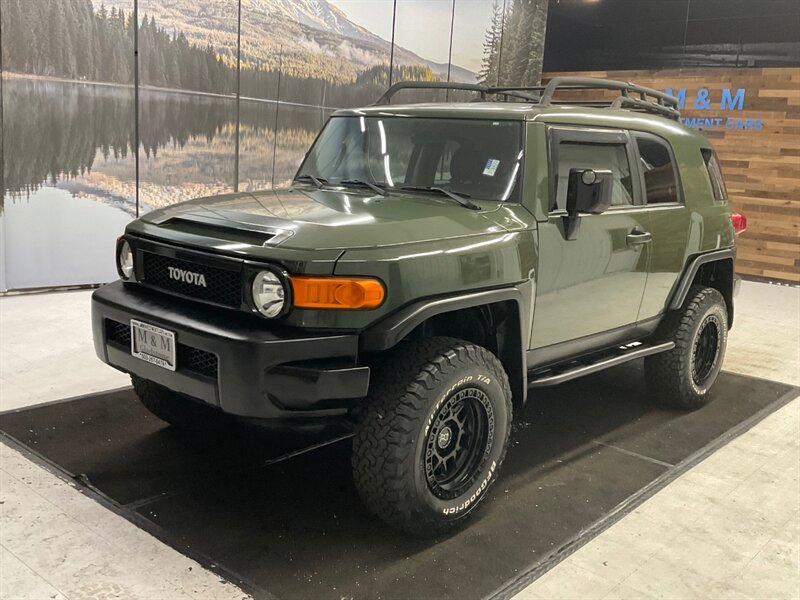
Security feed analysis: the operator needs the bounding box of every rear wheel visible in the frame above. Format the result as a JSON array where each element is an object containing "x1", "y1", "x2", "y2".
[
  {"x1": 645, "y1": 286, "x2": 728, "y2": 410},
  {"x1": 352, "y1": 337, "x2": 512, "y2": 535}
]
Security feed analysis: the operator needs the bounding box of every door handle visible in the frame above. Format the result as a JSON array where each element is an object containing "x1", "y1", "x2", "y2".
[{"x1": 626, "y1": 230, "x2": 652, "y2": 246}]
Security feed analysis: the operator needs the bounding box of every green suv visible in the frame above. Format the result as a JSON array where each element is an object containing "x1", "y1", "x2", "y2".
[{"x1": 92, "y1": 77, "x2": 745, "y2": 535}]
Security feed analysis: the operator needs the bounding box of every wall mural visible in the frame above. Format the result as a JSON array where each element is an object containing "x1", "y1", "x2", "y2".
[
  {"x1": 480, "y1": 0, "x2": 548, "y2": 87},
  {"x1": 0, "y1": 0, "x2": 548, "y2": 290}
]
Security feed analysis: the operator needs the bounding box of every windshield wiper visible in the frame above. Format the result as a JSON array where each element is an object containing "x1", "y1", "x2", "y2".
[
  {"x1": 399, "y1": 186, "x2": 480, "y2": 210},
  {"x1": 293, "y1": 174, "x2": 326, "y2": 188},
  {"x1": 335, "y1": 179, "x2": 388, "y2": 196}
]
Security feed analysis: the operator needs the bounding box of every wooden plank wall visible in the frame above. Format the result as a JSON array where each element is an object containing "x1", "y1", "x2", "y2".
[{"x1": 544, "y1": 68, "x2": 800, "y2": 283}]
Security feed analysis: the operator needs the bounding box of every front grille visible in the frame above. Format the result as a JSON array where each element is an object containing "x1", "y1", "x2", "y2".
[
  {"x1": 140, "y1": 252, "x2": 242, "y2": 308},
  {"x1": 105, "y1": 319, "x2": 218, "y2": 379}
]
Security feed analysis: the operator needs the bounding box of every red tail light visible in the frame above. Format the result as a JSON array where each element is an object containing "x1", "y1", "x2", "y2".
[{"x1": 731, "y1": 212, "x2": 747, "y2": 235}]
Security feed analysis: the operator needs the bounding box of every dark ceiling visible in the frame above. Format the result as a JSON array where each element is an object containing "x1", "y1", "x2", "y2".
[{"x1": 543, "y1": 0, "x2": 800, "y2": 70}]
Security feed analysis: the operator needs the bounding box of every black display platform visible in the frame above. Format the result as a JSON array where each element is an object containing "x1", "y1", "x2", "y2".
[{"x1": 1, "y1": 364, "x2": 796, "y2": 600}]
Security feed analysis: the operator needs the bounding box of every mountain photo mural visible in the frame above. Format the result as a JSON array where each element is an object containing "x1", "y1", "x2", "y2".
[
  {"x1": 92, "y1": 0, "x2": 478, "y2": 101},
  {"x1": 480, "y1": 0, "x2": 549, "y2": 87},
  {"x1": 0, "y1": 0, "x2": 548, "y2": 290}
]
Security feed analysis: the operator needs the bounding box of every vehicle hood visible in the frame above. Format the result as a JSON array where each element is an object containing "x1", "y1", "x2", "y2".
[{"x1": 140, "y1": 187, "x2": 510, "y2": 250}]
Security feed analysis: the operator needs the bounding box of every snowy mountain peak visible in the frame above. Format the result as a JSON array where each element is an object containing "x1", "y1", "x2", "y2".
[{"x1": 245, "y1": 0, "x2": 373, "y2": 42}]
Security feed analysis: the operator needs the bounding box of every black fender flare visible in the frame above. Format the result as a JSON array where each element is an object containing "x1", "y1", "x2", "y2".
[
  {"x1": 668, "y1": 248, "x2": 736, "y2": 325},
  {"x1": 359, "y1": 287, "x2": 529, "y2": 404}
]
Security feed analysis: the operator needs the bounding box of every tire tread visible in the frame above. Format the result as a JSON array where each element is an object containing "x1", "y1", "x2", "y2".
[
  {"x1": 645, "y1": 285, "x2": 727, "y2": 410},
  {"x1": 352, "y1": 336, "x2": 512, "y2": 535}
]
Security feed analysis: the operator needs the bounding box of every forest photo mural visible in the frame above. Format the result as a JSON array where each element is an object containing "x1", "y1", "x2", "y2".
[{"x1": 0, "y1": 0, "x2": 548, "y2": 290}]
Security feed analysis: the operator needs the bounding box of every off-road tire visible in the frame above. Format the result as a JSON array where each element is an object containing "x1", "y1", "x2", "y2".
[
  {"x1": 645, "y1": 286, "x2": 728, "y2": 410},
  {"x1": 131, "y1": 375, "x2": 221, "y2": 430},
  {"x1": 352, "y1": 337, "x2": 512, "y2": 536}
]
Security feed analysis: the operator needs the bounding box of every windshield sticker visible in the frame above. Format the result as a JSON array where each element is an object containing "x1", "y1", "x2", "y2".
[{"x1": 483, "y1": 158, "x2": 500, "y2": 177}]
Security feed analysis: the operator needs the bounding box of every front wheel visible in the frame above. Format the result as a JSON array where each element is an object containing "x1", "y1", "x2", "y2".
[
  {"x1": 645, "y1": 286, "x2": 728, "y2": 410},
  {"x1": 352, "y1": 337, "x2": 512, "y2": 535}
]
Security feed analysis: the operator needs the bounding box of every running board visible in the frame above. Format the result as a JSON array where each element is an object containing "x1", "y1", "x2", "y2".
[{"x1": 527, "y1": 341, "x2": 675, "y2": 388}]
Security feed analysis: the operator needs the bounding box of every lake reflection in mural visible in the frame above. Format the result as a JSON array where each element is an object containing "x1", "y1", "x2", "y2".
[{"x1": 1, "y1": 77, "x2": 331, "y2": 289}]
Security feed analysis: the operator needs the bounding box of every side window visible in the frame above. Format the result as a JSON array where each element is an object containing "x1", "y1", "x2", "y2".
[
  {"x1": 635, "y1": 134, "x2": 680, "y2": 204},
  {"x1": 701, "y1": 148, "x2": 728, "y2": 203},
  {"x1": 553, "y1": 142, "x2": 634, "y2": 211}
]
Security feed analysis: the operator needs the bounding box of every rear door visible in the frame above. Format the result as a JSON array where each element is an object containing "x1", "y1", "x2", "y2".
[
  {"x1": 631, "y1": 131, "x2": 692, "y2": 321},
  {"x1": 530, "y1": 127, "x2": 651, "y2": 358}
]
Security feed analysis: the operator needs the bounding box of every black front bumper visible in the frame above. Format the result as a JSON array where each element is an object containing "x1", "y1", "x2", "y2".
[{"x1": 92, "y1": 281, "x2": 370, "y2": 422}]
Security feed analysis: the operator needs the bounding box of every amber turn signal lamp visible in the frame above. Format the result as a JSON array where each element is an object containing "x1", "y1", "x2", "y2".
[{"x1": 291, "y1": 276, "x2": 385, "y2": 309}]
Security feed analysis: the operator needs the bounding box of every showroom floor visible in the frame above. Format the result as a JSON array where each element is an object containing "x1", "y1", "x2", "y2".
[{"x1": 0, "y1": 280, "x2": 798, "y2": 600}]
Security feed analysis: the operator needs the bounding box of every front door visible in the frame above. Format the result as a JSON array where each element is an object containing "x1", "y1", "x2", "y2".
[{"x1": 530, "y1": 126, "x2": 651, "y2": 361}]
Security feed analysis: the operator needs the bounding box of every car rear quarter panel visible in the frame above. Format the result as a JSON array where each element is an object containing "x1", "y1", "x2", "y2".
[{"x1": 638, "y1": 137, "x2": 735, "y2": 318}]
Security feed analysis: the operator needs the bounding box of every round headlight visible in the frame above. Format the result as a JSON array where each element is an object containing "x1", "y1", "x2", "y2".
[
  {"x1": 251, "y1": 270, "x2": 286, "y2": 318},
  {"x1": 118, "y1": 240, "x2": 134, "y2": 280}
]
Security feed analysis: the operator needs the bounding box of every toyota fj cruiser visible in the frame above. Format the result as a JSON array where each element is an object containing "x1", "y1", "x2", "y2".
[{"x1": 92, "y1": 77, "x2": 746, "y2": 535}]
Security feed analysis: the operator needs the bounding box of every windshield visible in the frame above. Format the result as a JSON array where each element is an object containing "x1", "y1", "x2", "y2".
[{"x1": 296, "y1": 116, "x2": 524, "y2": 202}]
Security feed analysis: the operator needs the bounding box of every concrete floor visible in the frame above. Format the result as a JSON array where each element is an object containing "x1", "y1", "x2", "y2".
[{"x1": 0, "y1": 281, "x2": 798, "y2": 599}]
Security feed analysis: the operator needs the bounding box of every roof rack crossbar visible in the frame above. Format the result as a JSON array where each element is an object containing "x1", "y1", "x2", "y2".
[
  {"x1": 539, "y1": 76, "x2": 680, "y2": 119},
  {"x1": 547, "y1": 100, "x2": 618, "y2": 107},
  {"x1": 490, "y1": 89, "x2": 541, "y2": 102},
  {"x1": 374, "y1": 81, "x2": 488, "y2": 105},
  {"x1": 486, "y1": 86, "x2": 543, "y2": 102},
  {"x1": 487, "y1": 86, "x2": 546, "y2": 93},
  {"x1": 540, "y1": 77, "x2": 678, "y2": 107},
  {"x1": 611, "y1": 96, "x2": 681, "y2": 120}
]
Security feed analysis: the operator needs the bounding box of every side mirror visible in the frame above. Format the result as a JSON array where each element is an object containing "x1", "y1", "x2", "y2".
[{"x1": 562, "y1": 168, "x2": 613, "y2": 240}]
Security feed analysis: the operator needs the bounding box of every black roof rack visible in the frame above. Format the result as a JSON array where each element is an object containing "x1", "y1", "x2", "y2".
[
  {"x1": 373, "y1": 81, "x2": 540, "y2": 105},
  {"x1": 372, "y1": 77, "x2": 681, "y2": 121},
  {"x1": 374, "y1": 81, "x2": 488, "y2": 104},
  {"x1": 538, "y1": 76, "x2": 681, "y2": 120}
]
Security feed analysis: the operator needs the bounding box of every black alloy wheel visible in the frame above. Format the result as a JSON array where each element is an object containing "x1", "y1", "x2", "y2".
[
  {"x1": 692, "y1": 314, "x2": 722, "y2": 387},
  {"x1": 424, "y1": 388, "x2": 494, "y2": 500}
]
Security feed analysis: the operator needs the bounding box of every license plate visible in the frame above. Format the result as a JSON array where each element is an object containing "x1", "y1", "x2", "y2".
[{"x1": 131, "y1": 319, "x2": 176, "y2": 371}]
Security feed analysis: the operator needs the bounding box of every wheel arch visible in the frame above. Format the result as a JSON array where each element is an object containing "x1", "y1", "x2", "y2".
[
  {"x1": 359, "y1": 288, "x2": 528, "y2": 406},
  {"x1": 668, "y1": 249, "x2": 735, "y2": 328}
]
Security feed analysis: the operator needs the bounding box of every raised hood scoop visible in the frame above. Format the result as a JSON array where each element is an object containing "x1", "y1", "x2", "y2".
[{"x1": 140, "y1": 187, "x2": 505, "y2": 250}]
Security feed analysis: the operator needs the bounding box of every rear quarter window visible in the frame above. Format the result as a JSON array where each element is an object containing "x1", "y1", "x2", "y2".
[
  {"x1": 634, "y1": 133, "x2": 681, "y2": 205},
  {"x1": 701, "y1": 148, "x2": 728, "y2": 203}
]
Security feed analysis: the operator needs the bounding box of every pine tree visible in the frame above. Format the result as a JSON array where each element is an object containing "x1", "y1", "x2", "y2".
[
  {"x1": 479, "y1": 0, "x2": 504, "y2": 86},
  {"x1": 522, "y1": 0, "x2": 548, "y2": 85},
  {"x1": 1, "y1": 0, "x2": 24, "y2": 71},
  {"x1": 166, "y1": 50, "x2": 181, "y2": 88},
  {"x1": 509, "y1": 0, "x2": 533, "y2": 83},
  {"x1": 497, "y1": 0, "x2": 519, "y2": 85},
  {"x1": 62, "y1": 1, "x2": 79, "y2": 78},
  {"x1": 70, "y1": 0, "x2": 93, "y2": 79},
  {"x1": 495, "y1": 0, "x2": 549, "y2": 86},
  {"x1": 47, "y1": 1, "x2": 66, "y2": 76}
]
